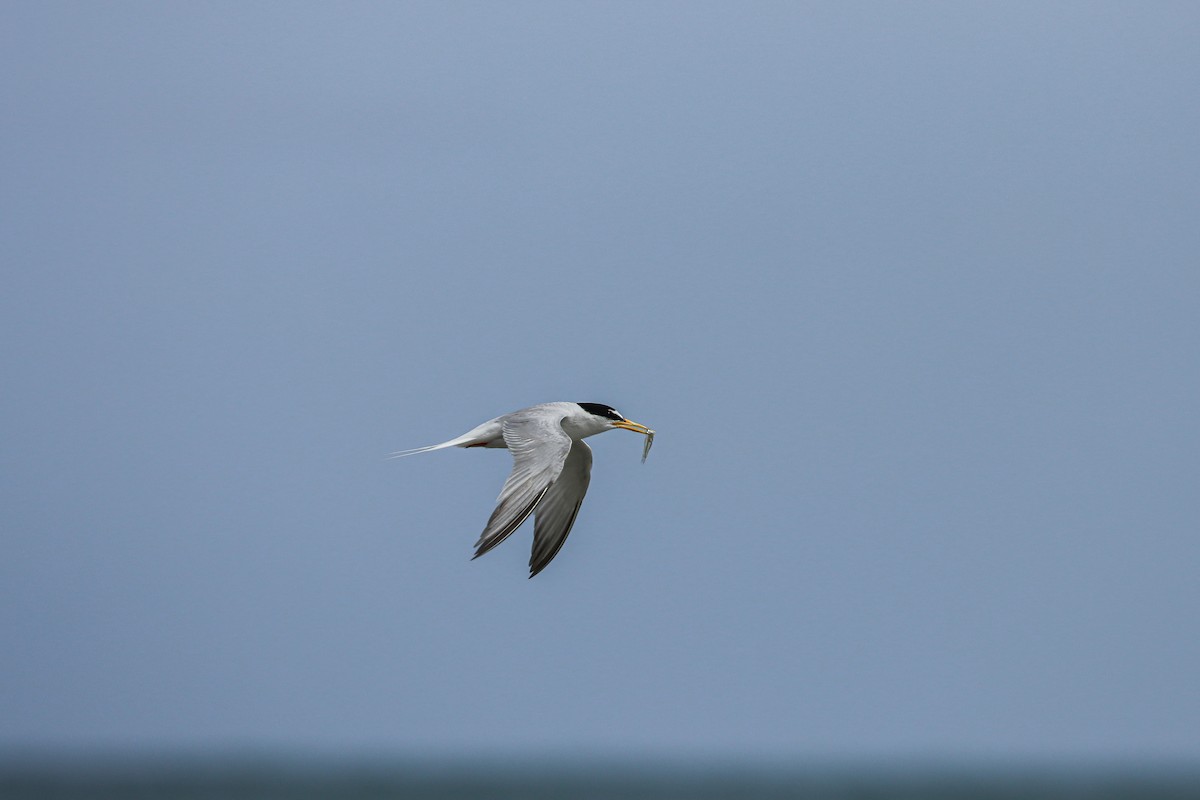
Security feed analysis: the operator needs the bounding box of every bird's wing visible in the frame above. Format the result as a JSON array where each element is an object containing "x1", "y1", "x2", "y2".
[
  {"x1": 529, "y1": 439, "x2": 592, "y2": 577},
  {"x1": 472, "y1": 411, "x2": 572, "y2": 560}
]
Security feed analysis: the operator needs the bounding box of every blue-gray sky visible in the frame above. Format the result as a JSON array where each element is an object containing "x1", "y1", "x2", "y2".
[{"x1": 2, "y1": 1, "x2": 1198, "y2": 764}]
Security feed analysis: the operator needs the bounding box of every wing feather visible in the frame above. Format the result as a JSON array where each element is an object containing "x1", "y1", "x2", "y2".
[
  {"x1": 471, "y1": 412, "x2": 572, "y2": 560},
  {"x1": 529, "y1": 440, "x2": 592, "y2": 577}
]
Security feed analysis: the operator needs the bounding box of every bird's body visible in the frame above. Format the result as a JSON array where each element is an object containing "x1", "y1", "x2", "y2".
[{"x1": 392, "y1": 402, "x2": 654, "y2": 577}]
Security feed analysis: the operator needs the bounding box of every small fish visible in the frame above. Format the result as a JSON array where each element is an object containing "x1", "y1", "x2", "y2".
[{"x1": 641, "y1": 429, "x2": 655, "y2": 463}]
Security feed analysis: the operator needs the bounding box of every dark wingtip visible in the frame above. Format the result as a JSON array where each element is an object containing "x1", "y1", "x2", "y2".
[
  {"x1": 471, "y1": 487, "x2": 548, "y2": 565},
  {"x1": 527, "y1": 500, "x2": 582, "y2": 580}
]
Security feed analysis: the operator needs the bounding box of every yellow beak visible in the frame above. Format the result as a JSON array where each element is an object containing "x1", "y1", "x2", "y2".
[{"x1": 613, "y1": 418, "x2": 653, "y2": 435}]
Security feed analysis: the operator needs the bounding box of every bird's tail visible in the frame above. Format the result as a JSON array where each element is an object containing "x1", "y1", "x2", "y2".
[{"x1": 385, "y1": 432, "x2": 480, "y2": 459}]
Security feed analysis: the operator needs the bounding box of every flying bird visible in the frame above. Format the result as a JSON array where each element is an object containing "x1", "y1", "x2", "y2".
[{"x1": 391, "y1": 402, "x2": 654, "y2": 577}]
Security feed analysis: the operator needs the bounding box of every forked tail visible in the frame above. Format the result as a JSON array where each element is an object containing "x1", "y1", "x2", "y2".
[{"x1": 385, "y1": 433, "x2": 480, "y2": 459}]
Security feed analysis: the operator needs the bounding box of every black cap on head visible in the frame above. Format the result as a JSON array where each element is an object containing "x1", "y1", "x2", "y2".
[{"x1": 577, "y1": 402, "x2": 624, "y2": 421}]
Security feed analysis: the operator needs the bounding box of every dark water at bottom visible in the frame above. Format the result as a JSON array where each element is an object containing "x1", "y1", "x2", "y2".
[{"x1": 2, "y1": 760, "x2": 1198, "y2": 800}]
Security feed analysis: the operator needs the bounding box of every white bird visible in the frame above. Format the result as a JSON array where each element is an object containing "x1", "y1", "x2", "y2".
[{"x1": 391, "y1": 402, "x2": 654, "y2": 577}]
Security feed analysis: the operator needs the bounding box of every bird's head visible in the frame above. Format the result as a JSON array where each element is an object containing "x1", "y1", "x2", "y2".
[{"x1": 576, "y1": 402, "x2": 653, "y2": 437}]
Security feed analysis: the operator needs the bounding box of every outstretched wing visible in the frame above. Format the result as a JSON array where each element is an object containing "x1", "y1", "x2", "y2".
[
  {"x1": 472, "y1": 412, "x2": 572, "y2": 561},
  {"x1": 529, "y1": 440, "x2": 592, "y2": 578}
]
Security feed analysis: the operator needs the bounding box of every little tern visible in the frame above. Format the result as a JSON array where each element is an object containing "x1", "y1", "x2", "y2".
[{"x1": 391, "y1": 402, "x2": 654, "y2": 577}]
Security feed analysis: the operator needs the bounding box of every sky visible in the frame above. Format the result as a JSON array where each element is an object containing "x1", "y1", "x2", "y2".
[{"x1": 2, "y1": 1, "x2": 1198, "y2": 766}]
